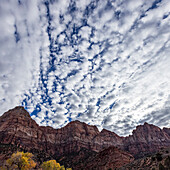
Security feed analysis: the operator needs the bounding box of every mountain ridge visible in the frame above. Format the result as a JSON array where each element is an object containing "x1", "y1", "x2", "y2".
[
  {"x1": 0, "y1": 106, "x2": 170, "y2": 169},
  {"x1": 2, "y1": 106, "x2": 168, "y2": 137}
]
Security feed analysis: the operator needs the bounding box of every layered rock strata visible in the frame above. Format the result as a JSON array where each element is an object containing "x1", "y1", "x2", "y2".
[{"x1": 0, "y1": 106, "x2": 170, "y2": 168}]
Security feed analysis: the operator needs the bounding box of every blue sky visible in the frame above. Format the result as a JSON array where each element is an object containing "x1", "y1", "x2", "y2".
[{"x1": 0, "y1": 0, "x2": 170, "y2": 136}]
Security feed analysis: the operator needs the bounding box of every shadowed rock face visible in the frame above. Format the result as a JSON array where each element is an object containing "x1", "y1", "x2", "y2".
[
  {"x1": 0, "y1": 106, "x2": 170, "y2": 168},
  {"x1": 74, "y1": 146, "x2": 134, "y2": 170},
  {"x1": 118, "y1": 147, "x2": 170, "y2": 170}
]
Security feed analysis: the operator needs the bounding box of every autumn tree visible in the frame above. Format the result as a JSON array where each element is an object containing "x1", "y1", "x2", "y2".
[
  {"x1": 41, "y1": 160, "x2": 60, "y2": 170},
  {"x1": 3, "y1": 151, "x2": 36, "y2": 170},
  {"x1": 41, "y1": 160, "x2": 72, "y2": 170}
]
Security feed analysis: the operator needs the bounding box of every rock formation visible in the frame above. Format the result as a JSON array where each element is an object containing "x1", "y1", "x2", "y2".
[
  {"x1": 119, "y1": 147, "x2": 170, "y2": 170},
  {"x1": 0, "y1": 106, "x2": 170, "y2": 169},
  {"x1": 124, "y1": 122, "x2": 170, "y2": 158},
  {"x1": 75, "y1": 146, "x2": 134, "y2": 170}
]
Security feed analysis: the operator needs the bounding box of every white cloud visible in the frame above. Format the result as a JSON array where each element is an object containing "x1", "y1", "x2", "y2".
[{"x1": 0, "y1": 0, "x2": 170, "y2": 136}]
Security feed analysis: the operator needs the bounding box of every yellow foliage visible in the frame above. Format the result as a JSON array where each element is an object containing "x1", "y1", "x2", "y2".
[
  {"x1": 41, "y1": 160, "x2": 72, "y2": 170},
  {"x1": 60, "y1": 166, "x2": 65, "y2": 170},
  {"x1": 4, "y1": 151, "x2": 36, "y2": 170},
  {"x1": 2, "y1": 152, "x2": 72, "y2": 170},
  {"x1": 41, "y1": 160, "x2": 61, "y2": 170}
]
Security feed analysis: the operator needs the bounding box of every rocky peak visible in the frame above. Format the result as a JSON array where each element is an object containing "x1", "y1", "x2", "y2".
[
  {"x1": 56, "y1": 120, "x2": 100, "y2": 144},
  {"x1": 92, "y1": 128, "x2": 124, "y2": 151},
  {"x1": 100, "y1": 128, "x2": 122, "y2": 138},
  {"x1": 134, "y1": 122, "x2": 157, "y2": 130},
  {"x1": 124, "y1": 122, "x2": 170, "y2": 158},
  {"x1": 0, "y1": 106, "x2": 39, "y2": 137},
  {"x1": 65, "y1": 120, "x2": 99, "y2": 133},
  {"x1": 132, "y1": 122, "x2": 169, "y2": 140},
  {"x1": 0, "y1": 106, "x2": 31, "y2": 120},
  {"x1": 99, "y1": 128, "x2": 124, "y2": 144}
]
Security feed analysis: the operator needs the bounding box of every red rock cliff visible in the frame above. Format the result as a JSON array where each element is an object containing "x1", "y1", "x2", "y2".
[
  {"x1": 123, "y1": 122, "x2": 170, "y2": 158},
  {"x1": 0, "y1": 106, "x2": 122, "y2": 157},
  {"x1": 0, "y1": 106, "x2": 170, "y2": 160}
]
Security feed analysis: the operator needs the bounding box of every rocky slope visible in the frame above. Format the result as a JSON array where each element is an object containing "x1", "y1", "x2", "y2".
[
  {"x1": 119, "y1": 147, "x2": 170, "y2": 170},
  {"x1": 0, "y1": 106, "x2": 170, "y2": 169},
  {"x1": 75, "y1": 146, "x2": 134, "y2": 170}
]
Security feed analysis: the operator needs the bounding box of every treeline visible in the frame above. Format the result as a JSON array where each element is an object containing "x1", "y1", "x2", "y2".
[{"x1": 0, "y1": 151, "x2": 72, "y2": 170}]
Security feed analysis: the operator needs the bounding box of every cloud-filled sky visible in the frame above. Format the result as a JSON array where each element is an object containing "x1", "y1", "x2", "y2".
[{"x1": 0, "y1": 0, "x2": 170, "y2": 136}]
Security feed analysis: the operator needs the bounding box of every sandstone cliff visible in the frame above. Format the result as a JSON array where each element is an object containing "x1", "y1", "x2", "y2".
[
  {"x1": 124, "y1": 122, "x2": 170, "y2": 158},
  {"x1": 0, "y1": 106, "x2": 170, "y2": 169}
]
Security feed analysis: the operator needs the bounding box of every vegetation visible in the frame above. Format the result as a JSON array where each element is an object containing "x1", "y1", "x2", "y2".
[
  {"x1": 0, "y1": 151, "x2": 72, "y2": 170},
  {"x1": 41, "y1": 160, "x2": 71, "y2": 170},
  {"x1": 1, "y1": 151, "x2": 36, "y2": 170},
  {"x1": 41, "y1": 160, "x2": 62, "y2": 170}
]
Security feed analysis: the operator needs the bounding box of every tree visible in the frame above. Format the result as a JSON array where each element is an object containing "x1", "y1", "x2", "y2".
[
  {"x1": 4, "y1": 151, "x2": 36, "y2": 170},
  {"x1": 41, "y1": 160, "x2": 61, "y2": 170},
  {"x1": 41, "y1": 160, "x2": 72, "y2": 170}
]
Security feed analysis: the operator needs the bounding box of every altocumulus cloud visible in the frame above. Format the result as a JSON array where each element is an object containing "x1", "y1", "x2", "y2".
[{"x1": 0, "y1": 0, "x2": 170, "y2": 136}]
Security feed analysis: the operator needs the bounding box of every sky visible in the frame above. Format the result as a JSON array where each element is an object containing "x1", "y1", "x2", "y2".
[{"x1": 0, "y1": 0, "x2": 170, "y2": 136}]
